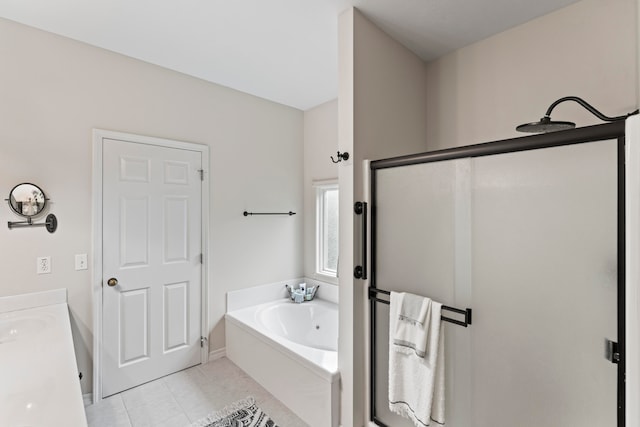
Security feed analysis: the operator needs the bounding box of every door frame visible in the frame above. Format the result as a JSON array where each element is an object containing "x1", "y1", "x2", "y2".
[{"x1": 91, "y1": 129, "x2": 210, "y2": 403}]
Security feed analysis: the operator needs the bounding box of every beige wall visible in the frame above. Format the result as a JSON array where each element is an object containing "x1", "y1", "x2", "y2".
[
  {"x1": 426, "y1": 0, "x2": 638, "y2": 151},
  {"x1": 342, "y1": 0, "x2": 638, "y2": 424},
  {"x1": 303, "y1": 99, "x2": 339, "y2": 283},
  {"x1": 338, "y1": 8, "x2": 430, "y2": 426},
  {"x1": 337, "y1": 11, "x2": 357, "y2": 424},
  {"x1": 0, "y1": 18, "x2": 304, "y2": 394}
]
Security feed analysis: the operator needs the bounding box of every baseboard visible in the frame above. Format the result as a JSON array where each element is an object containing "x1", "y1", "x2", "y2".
[{"x1": 209, "y1": 346, "x2": 226, "y2": 361}]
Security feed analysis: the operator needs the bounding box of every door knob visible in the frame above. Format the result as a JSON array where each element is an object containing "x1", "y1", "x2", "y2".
[{"x1": 107, "y1": 277, "x2": 118, "y2": 287}]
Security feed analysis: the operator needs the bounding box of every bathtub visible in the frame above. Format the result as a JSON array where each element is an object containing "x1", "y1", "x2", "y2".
[{"x1": 226, "y1": 297, "x2": 340, "y2": 427}]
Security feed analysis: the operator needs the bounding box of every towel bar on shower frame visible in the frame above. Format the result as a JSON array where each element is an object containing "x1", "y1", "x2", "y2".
[{"x1": 368, "y1": 287, "x2": 472, "y2": 327}]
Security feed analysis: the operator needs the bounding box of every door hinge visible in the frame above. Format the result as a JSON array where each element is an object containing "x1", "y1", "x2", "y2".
[
  {"x1": 199, "y1": 253, "x2": 203, "y2": 264},
  {"x1": 197, "y1": 169, "x2": 204, "y2": 181},
  {"x1": 200, "y1": 336, "x2": 207, "y2": 348}
]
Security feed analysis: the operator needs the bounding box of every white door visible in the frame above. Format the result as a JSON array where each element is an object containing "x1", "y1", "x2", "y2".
[{"x1": 101, "y1": 138, "x2": 203, "y2": 397}]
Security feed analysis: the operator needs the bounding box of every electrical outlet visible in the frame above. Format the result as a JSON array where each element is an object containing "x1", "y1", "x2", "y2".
[
  {"x1": 37, "y1": 256, "x2": 51, "y2": 274},
  {"x1": 75, "y1": 254, "x2": 88, "y2": 271}
]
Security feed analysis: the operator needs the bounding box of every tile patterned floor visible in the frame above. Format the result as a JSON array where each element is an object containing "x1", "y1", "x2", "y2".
[{"x1": 85, "y1": 357, "x2": 308, "y2": 427}]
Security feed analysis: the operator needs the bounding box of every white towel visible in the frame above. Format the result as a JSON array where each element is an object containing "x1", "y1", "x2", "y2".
[
  {"x1": 399, "y1": 292, "x2": 430, "y2": 326},
  {"x1": 394, "y1": 292, "x2": 431, "y2": 357},
  {"x1": 389, "y1": 291, "x2": 445, "y2": 426}
]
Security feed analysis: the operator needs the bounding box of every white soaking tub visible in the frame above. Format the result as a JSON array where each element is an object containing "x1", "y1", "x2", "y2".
[{"x1": 226, "y1": 298, "x2": 339, "y2": 427}]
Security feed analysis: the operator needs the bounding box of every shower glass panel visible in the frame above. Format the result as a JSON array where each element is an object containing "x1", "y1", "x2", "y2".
[
  {"x1": 372, "y1": 139, "x2": 618, "y2": 426},
  {"x1": 374, "y1": 158, "x2": 463, "y2": 427}
]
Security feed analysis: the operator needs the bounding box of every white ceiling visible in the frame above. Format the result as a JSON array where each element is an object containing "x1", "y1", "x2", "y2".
[{"x1": 0, "y1": 0, "x2": 582, "y2": 110}]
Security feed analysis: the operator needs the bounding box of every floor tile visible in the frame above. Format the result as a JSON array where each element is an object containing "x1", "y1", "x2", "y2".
[
  {"x1": 85, "y1": 394, "x2": 132, "y2": 427},
  {"x1": 121, "y1": 379, "x2": 173, "y2": 410},
  {"x1": 126, "y1": 395, "x2": 184, "y2": 427},
  {"x1": 86, "y1": 357, "x2": 309, "y2": 427},
  {"x1": 151, "y1": 412, "x2": 192, "y2": 427},
  {"x1": 197, "y1": 357, "x2": 249, "y2": 383},
  {"x1": 185, "y1": 402, "x2": 226, "y2": 424},
  {"x1": 164, "y1": 366, "x2": 205, "y2": 390},
  {"x1": 259, "y1": 397, "x2": 308, "y2": 426},
  {"x1": 172, "y1": 384, "x2": 212, "y2": 413}
]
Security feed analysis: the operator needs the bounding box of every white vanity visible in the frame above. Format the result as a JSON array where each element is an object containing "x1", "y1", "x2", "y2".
[{"x1": 0, "y1": 289, "x2": 87, "y2": 426}]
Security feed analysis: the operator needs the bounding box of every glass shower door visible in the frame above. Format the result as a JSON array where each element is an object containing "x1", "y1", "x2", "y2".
[
  {"x1": 373, "y1": 157, "x2": 467, "y2": 427},
  {"x1": 470, "y1": 139, "x2": 618, "y2": 426},
  {"x1": 372, "y1": 138, "x2": 619, "y2": 426}
]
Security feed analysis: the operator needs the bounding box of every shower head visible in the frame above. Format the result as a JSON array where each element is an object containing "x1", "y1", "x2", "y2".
[
  {"x1": 516, "y1": 116, "x2": 575, "y2": 133},
  {"x1": 516, "y1": 96, "x2": 639, "y2": 133}
]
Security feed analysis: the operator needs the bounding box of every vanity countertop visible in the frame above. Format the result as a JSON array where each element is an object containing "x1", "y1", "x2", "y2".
[{"x1": 0, "y1": 289, "x2": 87, "y2": 426}]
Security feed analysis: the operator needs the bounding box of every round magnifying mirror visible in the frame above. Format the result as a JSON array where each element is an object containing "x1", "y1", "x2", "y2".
[{"x1": 8, "y1": 183, "x2": 47, "y2": 218}]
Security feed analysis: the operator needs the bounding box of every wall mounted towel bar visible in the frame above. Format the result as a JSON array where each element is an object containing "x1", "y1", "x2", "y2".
[
  {"x1": 368, "y1": 287, "x2": 472, "y2": 327},
  {"x1": 243, "y1": 211, "x2": 296, "y2": 216}
]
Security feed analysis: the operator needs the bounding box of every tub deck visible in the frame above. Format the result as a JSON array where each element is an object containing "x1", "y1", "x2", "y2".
[{"x1": 225, "y1": 298, "x2": 339, "y2": 427}]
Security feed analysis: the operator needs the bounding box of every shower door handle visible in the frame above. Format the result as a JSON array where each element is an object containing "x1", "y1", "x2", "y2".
[{"x1": 354, "y1": 201, "x2": 367, "y2": 280}]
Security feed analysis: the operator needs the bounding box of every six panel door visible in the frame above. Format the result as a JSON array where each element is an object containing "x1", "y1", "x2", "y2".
[{"x1": 102, "y1": 138, "x2": 203, "y2": 397}]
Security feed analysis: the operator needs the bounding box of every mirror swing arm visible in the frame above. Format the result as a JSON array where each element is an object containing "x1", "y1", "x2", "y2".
[
  {"x1": 5, "y1": 183, "x2": 58, "y2": 233},
  {"x1": 7, "y1": 213, "x2": 57, "y2": 233}
]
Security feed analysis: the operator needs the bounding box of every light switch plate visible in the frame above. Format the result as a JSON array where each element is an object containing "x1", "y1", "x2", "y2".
[{"x1": 75, "y1": 254, "x2": 88, "y2": 270}]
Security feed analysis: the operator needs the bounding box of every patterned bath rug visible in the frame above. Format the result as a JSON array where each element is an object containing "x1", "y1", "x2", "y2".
[{"x1": 190, "y1": 396, "x2": 278, "y2": 427}]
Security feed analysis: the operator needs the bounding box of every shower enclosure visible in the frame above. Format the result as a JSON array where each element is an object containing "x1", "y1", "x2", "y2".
[{"x1": 366, "y1": 122, "x2": 628, "y2": 426}]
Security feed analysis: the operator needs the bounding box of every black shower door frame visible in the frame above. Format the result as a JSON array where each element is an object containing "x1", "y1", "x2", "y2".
[{"x1": 368, "y1": 121, "x2": 627, "y2": 426}]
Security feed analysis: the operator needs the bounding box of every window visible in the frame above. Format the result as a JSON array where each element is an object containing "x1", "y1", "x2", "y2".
[{"x1": 316, "y1": 182, "x2": 339, "y2": 277}]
